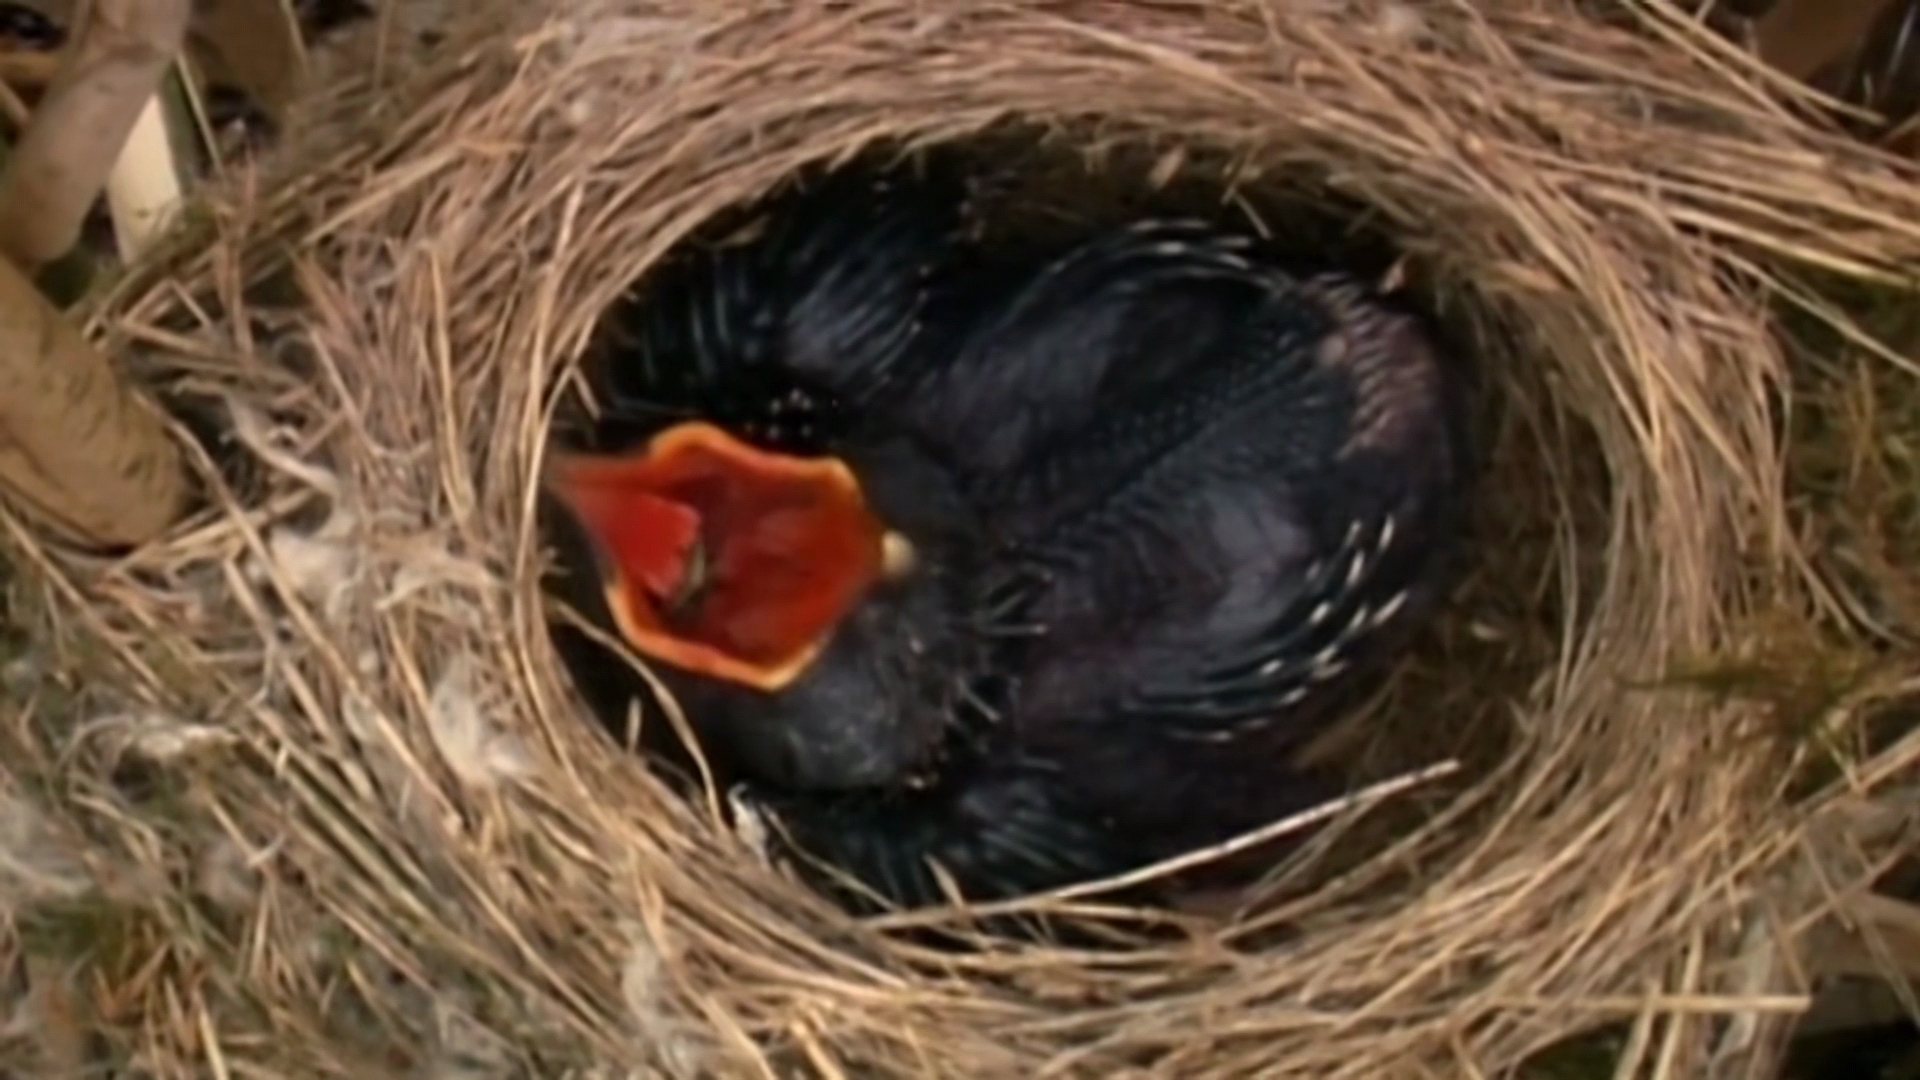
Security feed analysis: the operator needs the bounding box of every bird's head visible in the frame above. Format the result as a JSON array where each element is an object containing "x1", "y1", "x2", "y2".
[{"x1": 543, "y1": 420, "x2": 917, "y2": 694}]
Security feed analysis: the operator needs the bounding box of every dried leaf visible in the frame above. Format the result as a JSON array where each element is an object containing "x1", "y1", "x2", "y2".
[
  {"x1": 0, "y1": 0, "x2": 192, "y2": 271},
  {"x1": 426, "y1": 657, "x2": 529, "y2": 788},
  {"x1": 185, "y1": 0, "x2": 306, "y2": 123},
  {"x1": 0, "y1": 251, "x2": 186, "y2": 546}
]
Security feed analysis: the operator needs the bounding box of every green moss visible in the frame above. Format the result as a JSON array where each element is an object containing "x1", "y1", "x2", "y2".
[
  {"x1": 1517, "y1": 1026, "x2": 1628, "y2": 1079},
  {"x1": 15, "y1": 896, "x2": 161, "y2": 970}
]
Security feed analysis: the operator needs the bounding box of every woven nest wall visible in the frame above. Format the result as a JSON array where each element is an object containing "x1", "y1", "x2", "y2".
[{"x1": 8, "y1": 1, "x2": 1920, "y2": 1078}]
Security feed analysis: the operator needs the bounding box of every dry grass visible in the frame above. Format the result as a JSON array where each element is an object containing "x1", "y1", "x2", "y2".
[{"x1": 4, "y1": 0, "x2": 1920, "y2": 1077}]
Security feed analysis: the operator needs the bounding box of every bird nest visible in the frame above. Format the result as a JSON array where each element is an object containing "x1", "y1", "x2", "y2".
[{"x1": 6, "y1": 1, "x2": 1920, "y2": 1077}]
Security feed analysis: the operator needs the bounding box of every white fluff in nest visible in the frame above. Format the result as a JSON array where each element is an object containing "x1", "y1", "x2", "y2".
[
  {"x1": 229, "y1": 394, "x2": 370, "y2": 619},
  {"x1": 1376, "y1": 2, "x2": 1428, "y2": 43},
  {"x1": 193, "y1": 834, "x2": 276, "y2": 912},
  {"x1": 427, "y1": 657, "x2": 531, "y2": 789},
  {"x1": 0, "y1": 793, "x2": 92, "y2": 911},
  {"x1": 550, "y1": 15, "x2": 694, "y2": 120},
  {"x1": 82, "y1": 707, "x2": 238, "y2": 763},
  {"x1": 725, "y1": 785, "x2": 772, "y2": 867},
  {"x1": 257, "y1": 506, "x2": 364, "y2": 621},
  {"x1": 618, "y1": 920, "x2": 708, "y2": 1077},
  {"x1": 1291, "y1": 0, "x2": 1425, "y2": 42},
  {"x1": 561, "y1": 15, "x2": 692, "y2": 52},
  {"x1": 617, "y1": 920, "x2": 666, "y2": 1026},
  {"x1": 424, "y1": 997, "x2": 516, "y2": 1080},
  {"x1": 1, "y1": 651, "x2": 43, "y2": 696},
  {"x1": 381, "y1": 541, "x2": 502, "y2": 615}
]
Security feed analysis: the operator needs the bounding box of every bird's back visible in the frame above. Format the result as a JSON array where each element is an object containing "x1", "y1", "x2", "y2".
[
  {"x1": 882, "y1": 219, "x2": 1281, "y2": 481},
  {"x1": 972, "y1": 257, "x2": 1473, "y2": 862}
]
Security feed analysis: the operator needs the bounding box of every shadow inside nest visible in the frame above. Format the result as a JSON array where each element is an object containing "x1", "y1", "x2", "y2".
[{"x1": 531, "y1": 126, "x2": 1600, "y2": 953}]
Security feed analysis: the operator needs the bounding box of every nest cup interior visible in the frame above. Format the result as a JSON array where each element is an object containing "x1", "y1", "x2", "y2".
[{"x1": 538, "y1": 125, "x2": 1594, "y2": 936}]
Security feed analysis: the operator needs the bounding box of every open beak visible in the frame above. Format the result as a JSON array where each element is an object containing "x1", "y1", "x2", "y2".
[{"x1": 544, "y1": 421, "x2": 908, "y2": 692}]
